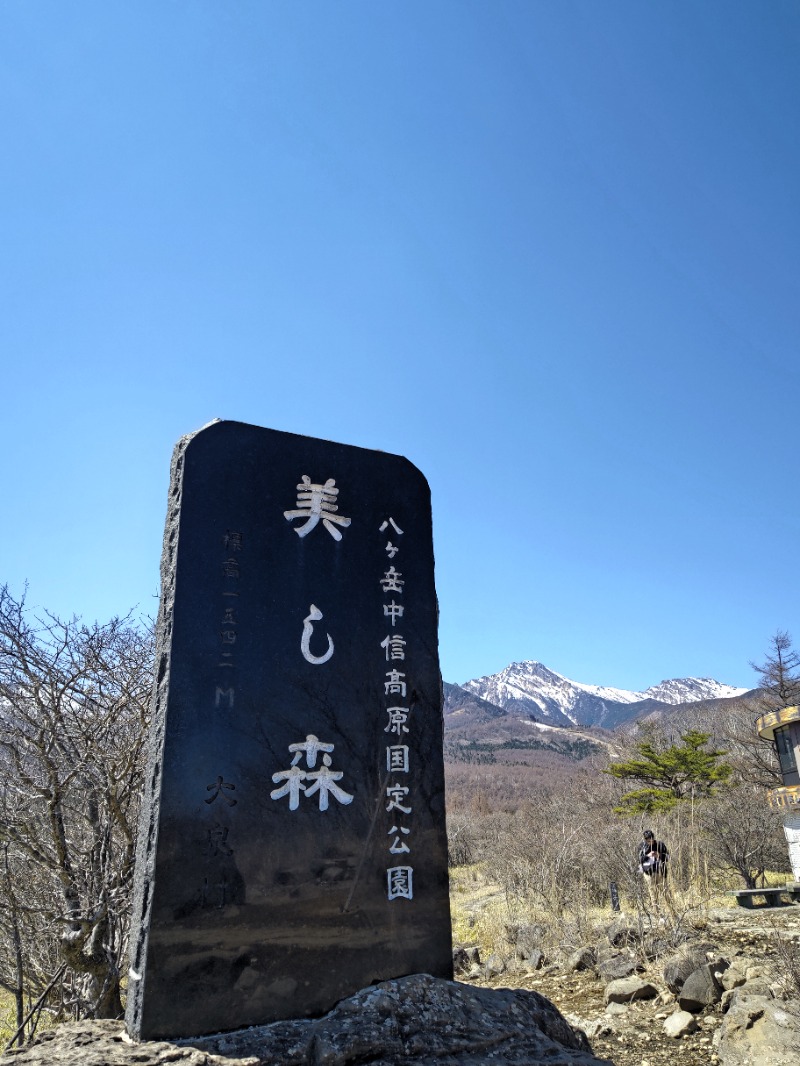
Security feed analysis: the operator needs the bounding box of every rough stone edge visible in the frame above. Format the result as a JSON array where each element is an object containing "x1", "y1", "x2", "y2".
[{"x1": 124, "y1": 421, "x2": 218, "y2": 1039}]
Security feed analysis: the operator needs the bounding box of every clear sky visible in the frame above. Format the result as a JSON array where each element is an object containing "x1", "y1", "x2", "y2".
[{"x1": 2, "y1": 1, "x2": 798, "y2": 692}]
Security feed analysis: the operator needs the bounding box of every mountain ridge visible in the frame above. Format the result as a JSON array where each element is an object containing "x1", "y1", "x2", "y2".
[{"x1": 457, "y1": 659, "x2": 748, "y2": 730}]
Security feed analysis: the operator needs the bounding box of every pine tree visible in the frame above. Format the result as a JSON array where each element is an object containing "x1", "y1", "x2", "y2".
[{"x1": 605, "y1": 729, "x2": 733, "y2": 815}]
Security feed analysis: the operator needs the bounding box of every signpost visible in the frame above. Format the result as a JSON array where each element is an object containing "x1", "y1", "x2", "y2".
[{"x1": 126, "y1": 421, "x2": 452, "y2": 1040}]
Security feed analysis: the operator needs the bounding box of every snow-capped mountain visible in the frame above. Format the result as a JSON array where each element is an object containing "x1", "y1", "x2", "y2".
[{"x1": 460, "y1": 660, "x2": 748, "y2": 730}]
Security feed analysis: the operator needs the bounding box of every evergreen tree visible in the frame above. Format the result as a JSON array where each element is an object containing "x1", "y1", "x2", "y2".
[{"x1": 605, "y1": 729, "x2": 733, "y2": 815}]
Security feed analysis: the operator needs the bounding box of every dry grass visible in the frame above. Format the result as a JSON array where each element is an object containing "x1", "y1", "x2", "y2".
[{"x1": 448, "y1": 859, "x2": 759, "y2": 968}]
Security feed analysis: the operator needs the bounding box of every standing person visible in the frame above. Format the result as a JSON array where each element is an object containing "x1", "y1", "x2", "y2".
[{"x1": 638, "y1": 829, "x2": 669, "y2": 905}]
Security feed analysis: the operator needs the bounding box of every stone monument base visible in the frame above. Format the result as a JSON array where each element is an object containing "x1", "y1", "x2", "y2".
[{"x1": 0, "y1": 975, "x2": 611, "y2": 1066}]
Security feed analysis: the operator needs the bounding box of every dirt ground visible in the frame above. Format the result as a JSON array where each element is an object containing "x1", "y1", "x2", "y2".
[{"x1": 456, "y1": 892, "x2": 800, "y2": 1066}]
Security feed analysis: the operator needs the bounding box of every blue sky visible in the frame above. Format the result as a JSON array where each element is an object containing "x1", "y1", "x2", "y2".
[{"x1": 2, "y1": 1, "x2": 798, "y2": 692}]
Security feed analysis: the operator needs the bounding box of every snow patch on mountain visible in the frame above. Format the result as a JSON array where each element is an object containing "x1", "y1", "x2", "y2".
[
  {"x1": 461, "y1": 660, "x2": 748, "y2": 729},
  {"x1": 640, "y1": 677, "x2": 746, "y2": 705}
]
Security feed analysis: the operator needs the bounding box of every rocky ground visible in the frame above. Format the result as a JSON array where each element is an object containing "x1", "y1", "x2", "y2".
[
  {"x1": 1, "y1": 893, "x2": 798, "y2": 1064},
  {"x1": 460, "y1": 900, "x2": 800, "y2": 1066}
]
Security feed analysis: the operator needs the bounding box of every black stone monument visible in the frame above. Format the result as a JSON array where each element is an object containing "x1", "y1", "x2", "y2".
[{"x1": 126, "y1": 420, "x2": 452, "y2": 1040}]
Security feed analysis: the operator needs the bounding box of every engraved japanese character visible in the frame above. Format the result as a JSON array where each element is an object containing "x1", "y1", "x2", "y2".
[
  {"x1": 387, "y1": 865, "x2": 413, "y2": 900},
  {"x1": 380, "y1": 634, "x2": 406, "y2": 661},
  {"x1": 380, "y1": 566, "x2": 404, "y2": 594},
  {"x1": 386, "y1": 784, "x2": 412, "y2": 814},
  {"x1": 284, "y1": 476, "x2": 351, "y2": 540},
  {"x1": 385, "y1": 707, "x2": 409, "y2": 736},
  {"x1": 386, "y1": 745, "x2": 409, "y2": 773},
  {"x1": 271, "y1": 737, "x2": 353, "y2": 812},
  {"x1": 206, "y1": 822, "x2": 233, "y2": 857},
  {"x1": 205, "y1": 776, "x2": 237, "y2": 806},
  {"x1": 384, "y1": 669, "x2": 406, "y2": 696},
  {"x1": 388, "y1": 825, "x2": 411, "y2": 855},
  {"x1": 301, "y1": 605, "x2": 334, "y2": 665},
  {"x1": 383, "y1": 601, "x2": 404, "y2": 627}
]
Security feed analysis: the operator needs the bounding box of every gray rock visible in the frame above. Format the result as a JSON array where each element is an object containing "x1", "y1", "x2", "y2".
[
  {"x1": 503, "y1": 956, "x2": 530, "y2": 975},
  {"x1": 662, "y1": 945, "x2": 713, "y2": 994},
  {"x1": 524, "y1": 948, "x2": 545, "y2": 971},
  {"x1": 663, "y1": 1010, "x2": 699, "y2": 1038},
  {"x1": 593, "y1": 941, "x2": 621, "y2": 964},
  {"x1": 713, "y1": 990, "x2": 800, "y2": 1066},
  {"x1": 720, "y1": 958, "x2": 749, "y2": 991},
  {"x1": 737, "y1": 976, "x2": 772, "y2": 998},
  {"x1": 0, "y1": 1022, "x2": 245, "y2": 1066},
  {"x1": 596, "y1": 953, "x2": 639, "y2": 982},
  {"x1": 678, "y1": 963, "x2": 725, "y2": 1012},
  {"x1": 604, "y1": 1001, "x2": 629, "y2": 1016},
  {"x1": 580, "y1": 1018, "x2": 615, "y2": 1041},
  {"x1": 567, "y1": 946, "x2": 596, "y2": 972},
  {"x1": 452, "y1": 944, "x2": 481, "y2": 975},
  {"x1": 0, "y1": 974, "x2": 613, "y2": 1066},
  {"x1": 604, "y1": 976, "x2": 659, "y2": 1004},
  {"x1": 483, "y1": 952, "x2": 507, "y2": 977}
]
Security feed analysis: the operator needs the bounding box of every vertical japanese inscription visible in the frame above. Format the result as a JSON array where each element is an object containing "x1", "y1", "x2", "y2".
[
  {"x1": 270, "y1": 475, "x2": 354, "y2": 806},
  {"x1": 378, "y1": 518, "x2": 414, "y2": 901},
  {"x1": 201, "y1": 528, "x2": 245, "y2": 904}
]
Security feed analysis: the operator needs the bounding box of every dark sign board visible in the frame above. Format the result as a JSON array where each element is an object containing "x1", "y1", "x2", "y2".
[{"x1": 126, "y1": 421, "x2": 452, "y2": 1040}]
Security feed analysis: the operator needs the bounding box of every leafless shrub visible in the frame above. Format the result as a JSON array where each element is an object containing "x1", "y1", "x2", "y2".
[
  {"x1": 0, "y1": 586, "x2": 154, "y2": 1039},
  {"x1": 763, "y1": 915, "x2": 800, "y2": 997}
]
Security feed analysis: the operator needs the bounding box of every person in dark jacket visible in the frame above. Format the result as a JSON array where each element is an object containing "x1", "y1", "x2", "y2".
[
  {"x1": 638, "y1": 830, "x2": 668, "y2": 876},
  {"x1": 638, "y1": 830, "x2": 669, "y2": 905}
]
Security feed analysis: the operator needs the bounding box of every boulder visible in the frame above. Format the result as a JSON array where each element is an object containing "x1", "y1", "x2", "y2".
[
  {"x1": 0, "y1": 974, "x2": 613, "y2": 1066},
  {"x1": 483, "y1": 952, "x2": 507, "y2": 977},
  {"x1": 452, "y1": 944, "x2": 481, "y2": 975},
  {"x1": 662, "y1": 945, "x2": 712, "y2": 995},
  {"x1": 719, "y1": 958, "x2": 748, "y2": 991},
  {"x1": 503, "y1": 957, "x2": 530, "y2": 975},
  {"x1": 735, "y1": 976, "x2": 773, "y2": 999},
  {"x1": 0, "y1": 1022, "x2": 244, "y2": 1066},
  {"x1": 596, "y1": 953, "x2": 639, "y2": 982},
  {"x1": 678, "y1": 963, "x2": 725, "y2": 1012},
  {"x1": 604, "y1": 1001, "x2": 628, "y2": 1016},
  {"x1": 713, "y1": 989, "x2": 800, "y2": 1066},
  {"x1": 662, "y1": 1010, "x2": 699, "y2": 1038},
  {"x1": 524, "y1": 948, "x2": 546, "y2": 971},
  {"x1": 567, "y1": 946, "x2": 596, "y2": 972},
  {"x1": 593, "y1": 941, "x2": 621, "y2": 964},
  {"x1": 604, "y1": 976, "x2": 659, "y2": 1004}
]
